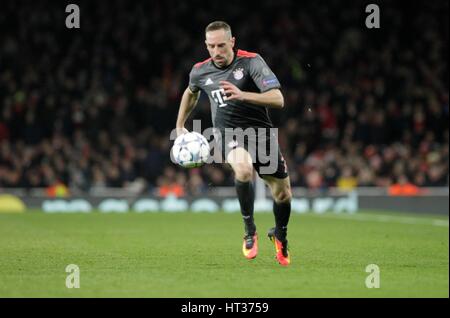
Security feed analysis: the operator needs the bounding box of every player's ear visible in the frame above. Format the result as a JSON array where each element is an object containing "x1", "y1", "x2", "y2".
[{"x1": 230, "y1": 37, "x2": 235, "y2": 48}]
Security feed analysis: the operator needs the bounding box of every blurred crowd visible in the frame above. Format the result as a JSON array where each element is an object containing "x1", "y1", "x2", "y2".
[{"x1": 0, "y1": 0, "x2": 448, "y2": 195}]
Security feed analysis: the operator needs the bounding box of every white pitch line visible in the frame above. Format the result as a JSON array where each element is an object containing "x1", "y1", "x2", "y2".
[
  {"x1": 432, "y1": 219, "x2": 450, "y2": 227},
  {"x1": 309, "y1": 213, "x2": 449, "y2": 227}
]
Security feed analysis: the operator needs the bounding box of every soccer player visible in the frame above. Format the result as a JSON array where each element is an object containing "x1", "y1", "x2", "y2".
[{"x1": 175, "y1": 21, "x2": 292, "y2": 266}]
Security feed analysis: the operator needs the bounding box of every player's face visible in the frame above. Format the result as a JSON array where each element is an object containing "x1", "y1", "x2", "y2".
[{"x1": 205, "y1": 30, "x2": 235, "y2": 68}]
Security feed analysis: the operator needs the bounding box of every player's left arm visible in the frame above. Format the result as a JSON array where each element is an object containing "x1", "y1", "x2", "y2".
[
  {"x1": 220, "y1": 81, "x2": 284, "y2": 109},
  {"x1": 220, "y1": 54, "x2": 284, "y2": 109}
]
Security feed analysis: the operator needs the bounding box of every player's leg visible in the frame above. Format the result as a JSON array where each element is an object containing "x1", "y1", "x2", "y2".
[
  {"x1": 262, "y1": 175, "x2": 292, "y2": 240},
  {"x1": 254, "y1": 127, "x2": 292, "y2": 265},
  {"x1": 226, "y1": 147, "x2": 258, "y2": 259},
  {"x1": 262, "y1": 175, "x2": 292, "y2": 266}
]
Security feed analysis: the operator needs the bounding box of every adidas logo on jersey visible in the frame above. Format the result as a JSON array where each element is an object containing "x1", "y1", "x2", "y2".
[{"x1": 205, "y1": 78, "x2": 214, "y2": 86}]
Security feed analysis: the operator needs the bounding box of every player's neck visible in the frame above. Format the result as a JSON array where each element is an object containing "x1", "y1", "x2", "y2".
[
  {"x1": 213, "y1": 49, "x2": 236, "y2": 69},
  {"x1": 226, "y1": 50, "x2": 235, "y2": 67}
]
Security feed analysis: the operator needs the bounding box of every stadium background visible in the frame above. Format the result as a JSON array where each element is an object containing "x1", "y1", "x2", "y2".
[
  {"x1": 0, "y1": 0, "x2": 448, "y2": 195},
  {"x1": 0, "y1": 0, "x2": 448, "y2": 298}
]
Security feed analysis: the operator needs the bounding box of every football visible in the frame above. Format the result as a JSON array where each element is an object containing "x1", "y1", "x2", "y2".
[{"x1": 172, "y1": 132, "x2": 210, "y2": 168}]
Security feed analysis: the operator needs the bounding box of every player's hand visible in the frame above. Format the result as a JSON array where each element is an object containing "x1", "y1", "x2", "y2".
[
  {"x1": 220, "y1": 81, "x2": 245, "y2": 101},
  {"x1": 175, "y1": 127, "x2": 189, "y2": 137}
]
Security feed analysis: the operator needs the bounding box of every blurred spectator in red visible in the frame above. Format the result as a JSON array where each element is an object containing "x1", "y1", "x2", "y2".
[{"x1": 388, "y1": 176, "x2": 421, "y2": 196}]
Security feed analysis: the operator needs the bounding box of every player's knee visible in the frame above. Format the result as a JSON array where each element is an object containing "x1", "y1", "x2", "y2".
[
  {"x1": 274, "y1": 188, "x2": 292, "y2": 203},
  {"x1": 234, "y1": 164, "x2": 253, "y2": 182}
]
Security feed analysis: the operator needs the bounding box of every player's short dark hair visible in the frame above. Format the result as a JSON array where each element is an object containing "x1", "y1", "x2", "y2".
[{"x1": 205, "y1": 21, "x2": 232, "y2": 37}]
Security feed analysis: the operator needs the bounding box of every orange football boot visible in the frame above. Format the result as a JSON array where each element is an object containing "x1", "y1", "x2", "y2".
[
  {"x1": 242, "y1": 233, "x2": 258, "y2": 259},
  {"x1": 268, "y1": 228, "x2": 290, "y2": 266}
]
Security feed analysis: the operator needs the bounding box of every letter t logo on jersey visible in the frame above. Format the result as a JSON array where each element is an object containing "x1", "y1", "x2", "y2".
[{"x1": 211, "y1": 89, "x2": 227, "y2": 107}]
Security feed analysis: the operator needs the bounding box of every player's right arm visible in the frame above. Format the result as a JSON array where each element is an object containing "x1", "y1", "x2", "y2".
[{"x1": 175, "y1": 87, "x2": 200, "y2": 136}]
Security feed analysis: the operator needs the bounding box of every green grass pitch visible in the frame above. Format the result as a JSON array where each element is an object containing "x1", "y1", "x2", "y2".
[{"x1": 0, "y1": 210, "x2": 448, "y2": 297}]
